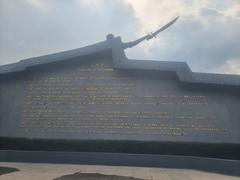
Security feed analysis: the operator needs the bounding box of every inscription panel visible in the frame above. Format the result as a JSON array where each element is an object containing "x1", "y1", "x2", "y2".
[
  {"x1": 17, "y1": 61, "x2": 232, "y2": 142},
  {"x1": 1, "y1": 58, "x2": 239, "y2": 143}
]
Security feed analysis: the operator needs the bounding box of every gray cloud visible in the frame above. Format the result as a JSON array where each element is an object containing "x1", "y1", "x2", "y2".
[
  {"x1": 0, "y1": 0, "x2": 239, "y2": 74},
  {"x1": 151, "y1": 15, "x2": 240, "y2": 72},
  {"x1": 124, "y1": 0, "x2": 240, "y2": 74},
  {"x1": 0, "y1": 0, "x2": 137, "y2": 64}
]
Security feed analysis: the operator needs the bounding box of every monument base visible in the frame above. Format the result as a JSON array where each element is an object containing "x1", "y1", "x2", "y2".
[{"x1": 1, "y1": 137, "x2": 240, "y2": 160}]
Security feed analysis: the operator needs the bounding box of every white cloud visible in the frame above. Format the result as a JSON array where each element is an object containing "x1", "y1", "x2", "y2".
[
  {"x1": 78, "y1": 0, "x2": 104, "y2": 8},
  {"x1": 224, "y1": 2, "x2": 240, "y2": 20},
  {"x1": 122, "y1": 0, "x2": 226, "y2": 32},
  {"x1": 25, "y1": 0, "x2": 48, "y2": 13},
  {"x1": 211, "y1": 58, "x2": 240, "y2": 74},
  {"x1": 123, "y1": 0, "x2": 193, "y2": 33}
]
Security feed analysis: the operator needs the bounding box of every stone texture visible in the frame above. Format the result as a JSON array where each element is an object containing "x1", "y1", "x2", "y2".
[{"x1": 0, "y1": 53, "x2": 240, "y2": 143}]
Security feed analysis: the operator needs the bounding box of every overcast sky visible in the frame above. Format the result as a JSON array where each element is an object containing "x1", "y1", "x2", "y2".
[{"x1": 0, "y1": 0, "x2": 239, "y2": 74}]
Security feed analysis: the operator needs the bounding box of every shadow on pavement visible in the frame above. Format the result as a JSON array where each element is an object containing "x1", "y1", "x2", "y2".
[
  {"x1": 53, "y1": 172, "x2": 146, "y2": 180},
  {"x1": 0, "y1": 166, "x2": 19, "y2": 175}
]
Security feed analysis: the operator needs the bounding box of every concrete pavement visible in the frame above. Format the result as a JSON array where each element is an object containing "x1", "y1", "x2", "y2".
[{"x1": 0, "y1": 162, "x2": 239, "y2": 180}]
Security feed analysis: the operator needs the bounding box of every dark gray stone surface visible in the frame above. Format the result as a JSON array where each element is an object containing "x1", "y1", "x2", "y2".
[{"x1": 0, "y1": 36, "x2": 240, "y2": 143}]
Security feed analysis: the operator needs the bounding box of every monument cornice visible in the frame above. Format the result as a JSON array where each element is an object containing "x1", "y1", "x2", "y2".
[{"x1": 0, "y1": 36, "x2": 240, "y2": 86}]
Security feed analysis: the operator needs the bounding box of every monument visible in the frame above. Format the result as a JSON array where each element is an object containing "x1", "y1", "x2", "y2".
[{"x1": 0, "y1": 17, "x2": 240, "y2": 151}]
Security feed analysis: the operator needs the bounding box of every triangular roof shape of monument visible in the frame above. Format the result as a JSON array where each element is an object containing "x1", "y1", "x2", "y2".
[{"x1": 1, "y1": 35, "x2": 240, "y2": 86}]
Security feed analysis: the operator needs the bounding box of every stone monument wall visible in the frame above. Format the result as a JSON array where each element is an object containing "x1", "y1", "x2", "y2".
[{"x1": 0, "y1": 54, "x2": 240, "y2": 143}]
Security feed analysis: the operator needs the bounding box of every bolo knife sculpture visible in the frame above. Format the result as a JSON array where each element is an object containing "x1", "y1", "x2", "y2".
[{"x1": 122, "y1": 16, "x2": 179, "y2": 49}]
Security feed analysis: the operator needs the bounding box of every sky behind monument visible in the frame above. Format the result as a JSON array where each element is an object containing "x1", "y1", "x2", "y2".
[{"x1": 0, "y1": 0, "x2": 239, "y2": 74}]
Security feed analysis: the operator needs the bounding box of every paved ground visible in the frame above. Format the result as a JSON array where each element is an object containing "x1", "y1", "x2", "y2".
[{"x1": 0, "y1": 162, "x2": 239, "y2": 180}]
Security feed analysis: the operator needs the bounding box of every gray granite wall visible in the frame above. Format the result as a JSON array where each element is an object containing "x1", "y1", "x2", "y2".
[{"x1": 0, "y1": 53, "x2": 240, "y2": 143}]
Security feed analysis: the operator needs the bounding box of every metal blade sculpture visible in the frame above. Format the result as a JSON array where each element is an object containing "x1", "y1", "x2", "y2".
[{"x1": 123, "y1": 16, "x2": 179, "y2": 49}]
